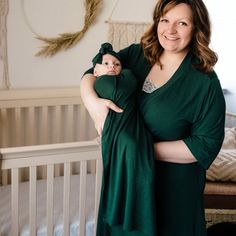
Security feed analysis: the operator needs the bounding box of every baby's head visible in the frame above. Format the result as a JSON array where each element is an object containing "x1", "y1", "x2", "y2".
[{"x1": 92, "y1": 43, "x2": 122, "y2": 76}]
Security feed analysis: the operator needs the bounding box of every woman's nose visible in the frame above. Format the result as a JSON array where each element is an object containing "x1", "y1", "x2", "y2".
[{"x1": 167, "y1": 23, "x2": 177, "y2": 33}]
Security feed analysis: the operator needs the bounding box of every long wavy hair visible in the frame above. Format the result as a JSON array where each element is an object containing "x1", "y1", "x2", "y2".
[{"x1": 141, "y1": 0, "x2": 217, "y2": 72}]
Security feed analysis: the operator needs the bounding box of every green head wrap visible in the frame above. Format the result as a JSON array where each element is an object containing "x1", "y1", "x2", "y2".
[{"x1": 92, "y1": 42, "x2": 121, "y2": 66}]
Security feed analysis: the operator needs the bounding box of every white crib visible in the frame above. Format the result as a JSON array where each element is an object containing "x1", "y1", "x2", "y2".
[
  {"x1": 0, "y1": 87, "x2": 97, "y2": 148},
  {"x1": 0, "y1": 88, "x2": 102, "y2": 236},
  {"x1": 0, "y1": 24, "x2": 150, "y2": 235}
]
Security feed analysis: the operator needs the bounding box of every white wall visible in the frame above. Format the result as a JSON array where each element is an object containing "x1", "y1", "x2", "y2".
[
  {"x1": 4, "y1": 0, "x2": 236, "y2": 93},
  {"x1": 204, "y1": 0, "x2": 236, "y2": 93},
  {"x1": 6, "y1": 0, "x2": 155, "y2": 88}
]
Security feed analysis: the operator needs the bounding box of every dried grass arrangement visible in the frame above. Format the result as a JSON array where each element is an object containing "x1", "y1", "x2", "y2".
[{"x1": 36, "y1": 0, "x2": 103, "y2": 57}]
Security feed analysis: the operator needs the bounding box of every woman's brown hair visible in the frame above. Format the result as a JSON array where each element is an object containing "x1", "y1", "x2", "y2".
[{"x1": 141, "y1": 0, "x2": 218, "y2": 73}]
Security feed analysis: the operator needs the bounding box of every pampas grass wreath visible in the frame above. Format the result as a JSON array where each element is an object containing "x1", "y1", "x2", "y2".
[{"x1": 35, "y1": 0, "x2": 103, "y2": 57}]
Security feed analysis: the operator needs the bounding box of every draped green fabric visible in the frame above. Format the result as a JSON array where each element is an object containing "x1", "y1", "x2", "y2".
[{"x1": 94, "y1": 69, "x2": 156, "y2": 236}]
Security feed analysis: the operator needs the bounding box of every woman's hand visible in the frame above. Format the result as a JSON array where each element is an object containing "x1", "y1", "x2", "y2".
[{"x1": 89, "y1": 97, "x2": 123, "y2": 136}]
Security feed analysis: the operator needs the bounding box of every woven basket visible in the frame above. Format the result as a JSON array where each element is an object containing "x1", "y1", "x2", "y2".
[{"x1": 205, "y1": 209, "x2": 236, "y2": 228}]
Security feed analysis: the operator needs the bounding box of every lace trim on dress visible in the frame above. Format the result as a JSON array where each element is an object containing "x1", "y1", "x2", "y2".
[{"x1": 142, "y1": 78, "x2": 159, "y2": 93}]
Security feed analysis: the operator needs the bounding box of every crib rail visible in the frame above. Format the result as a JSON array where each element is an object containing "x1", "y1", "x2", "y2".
[
  {"x1": 0, "y1": 88, "x2": 97, "y2": 148},
  {"x1": 0, "y1": 139, "x2": 102, "y2": 236}
]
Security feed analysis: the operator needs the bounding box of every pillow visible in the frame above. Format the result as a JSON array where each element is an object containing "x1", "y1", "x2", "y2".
[
  {"x1": 206, "y1": 149, "x2": 236, "y2": 182},
  {"x1": 222, "y1": 127, "x2": 236, "y2": 149},
  {"x1": 206, "y1": 121, "x2": 236, "y2": 182},
  {"x1": 225, "y1": 112, "x2": 236, "y2": 128}
]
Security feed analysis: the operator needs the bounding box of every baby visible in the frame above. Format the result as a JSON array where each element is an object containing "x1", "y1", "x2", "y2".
[
  {"x1": 91, "y1": 43, "x2": 156, "y2": 236},
  {"x1": 93, "y1": 43, "x2": 122, "y2": 77}
]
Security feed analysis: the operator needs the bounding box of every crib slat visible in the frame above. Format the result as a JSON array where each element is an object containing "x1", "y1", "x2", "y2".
[
  {"x1": 63, "y1": 162, "x2": 71, "y2": 236},
  {"x1": 94, "y1": 158, "x2": 103, "y2": 236},
  {"x1": 79, "y1": 105, "x2": 87, "y2": 140},
  {"x1": 39, "y1": 106, "x2": 49, "y2": 144},
  {"x1": 25, "y1": 107, "x2": 36, "y2": 145},
  {"x1": 11, "y1": 168, "x2": 19, "y2": 236},
  {"x1": 63, "y1": 105, "x2": 74, "y2": 142},
  {"x1": 79, "y1": 160, "x2": 87, "y2": 236},
  {"x1": 29, "y1": 166, "x2": 37, "y2": 236},
  {"x1": 47, "y1": 164, "x2": 54, "y2": 236},
  {"x1": 0, "y1": 108, "x2": 8, "y2": 147},
  {"x1": 52, "y1": 105, "x2": 61, "y2": 143},
  {"x1": 13, "y1": 107, "x2": 22, "y2": 146},
  {"x1": 0, "y1": 109, "x2": 3, "y2": 148}
]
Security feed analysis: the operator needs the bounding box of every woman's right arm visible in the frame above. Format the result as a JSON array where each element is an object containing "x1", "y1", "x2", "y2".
[{"x1": 80, "y1": 73, "x2": 123, "y2": 136}]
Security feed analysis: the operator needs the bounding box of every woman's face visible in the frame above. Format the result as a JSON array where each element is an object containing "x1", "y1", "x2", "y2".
[{"x1": 157, "y1": 3, "x2": 194, "y2": 54}]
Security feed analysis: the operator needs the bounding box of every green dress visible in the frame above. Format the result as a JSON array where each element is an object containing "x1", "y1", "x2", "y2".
[
  {"x1": 94, "y1": 69, "x2": 157, "y2": 236},
  {"x1": 117, "y1": 44, "x2": 226, "y2": 236}
]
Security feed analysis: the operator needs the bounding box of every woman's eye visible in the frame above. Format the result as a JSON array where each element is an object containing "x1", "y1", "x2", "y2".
[
  {"x1": 160, "y1": 18, "x2": 168, "y2": 23},
  {"x1": 103, "y1": 62, "x2": 109, "y2": 65},
  {"x1": 179, "y1": 22, "x2": 187, "y2": 26},
  {"x1": 115, "y1": 63, "x2": 121, "y2": 66}
]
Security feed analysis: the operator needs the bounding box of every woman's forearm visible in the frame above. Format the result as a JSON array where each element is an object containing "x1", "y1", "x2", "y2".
[
  {"x1": 154, "y1": 140, "x2": 197, "y2": 163},
  {"x1": 80, "y1": 73, "x2": 98, "y2": 113},
  {"x1": 80, "y1": 73, "x2": 107, "y2": 135},
  {"x1": 80, "y1": 73, "x2": 123, "y2": 136}
]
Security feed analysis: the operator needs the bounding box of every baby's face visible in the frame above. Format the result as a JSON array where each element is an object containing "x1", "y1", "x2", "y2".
[{"x1": 97, "y1": 54, "x2": 122, "y2": 76}]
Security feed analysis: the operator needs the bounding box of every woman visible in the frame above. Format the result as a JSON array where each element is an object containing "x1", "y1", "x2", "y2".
[
  {"x1": 92, "y1": 43, "x2": 156, "y2": 236},
  {"x1": 80, "y1": 0, "x2": 226, "y2": 235}
]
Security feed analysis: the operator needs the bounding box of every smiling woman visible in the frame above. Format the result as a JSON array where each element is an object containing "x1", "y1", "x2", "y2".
[{"x1": 80, "y1": 1, "x2": 226, "y2": 235}]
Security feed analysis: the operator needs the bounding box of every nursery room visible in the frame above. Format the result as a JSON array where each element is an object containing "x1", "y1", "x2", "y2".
[{"x1": 0, "y1": 0, "x2": 236, "y2": 235}]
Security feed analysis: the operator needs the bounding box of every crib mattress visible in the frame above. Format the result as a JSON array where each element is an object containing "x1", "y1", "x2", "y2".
[{"x1": 0, "y1": 174, "x2": 96, "y2": 236}]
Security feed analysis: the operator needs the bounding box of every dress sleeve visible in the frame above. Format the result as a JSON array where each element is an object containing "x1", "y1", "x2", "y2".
[
  {"x1": 183, "y1": 77, "x2": 226, "y2": 169},
  {"x1": 82, "y1": 67, "x2": 94, "y2": 76}
]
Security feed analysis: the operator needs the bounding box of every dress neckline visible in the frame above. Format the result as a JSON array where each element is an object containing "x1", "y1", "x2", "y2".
[
  {"x1": 142, "y1": 52, "x2": 192, "y2": 94},
  {"x1": 142, "y1": 78, "x2": 159, "y2": 93}
]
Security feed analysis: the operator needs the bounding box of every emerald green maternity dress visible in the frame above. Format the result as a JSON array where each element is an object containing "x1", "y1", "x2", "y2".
[
  {"x1": 85, "y1": 44, "x2": 225, "y2": 236},
  {"x1": 118, "y1": 44, "x2": 226, "y2": 236},
  {"x1": 94, "y1": 69, "x2": 157, "y2": 236}
]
